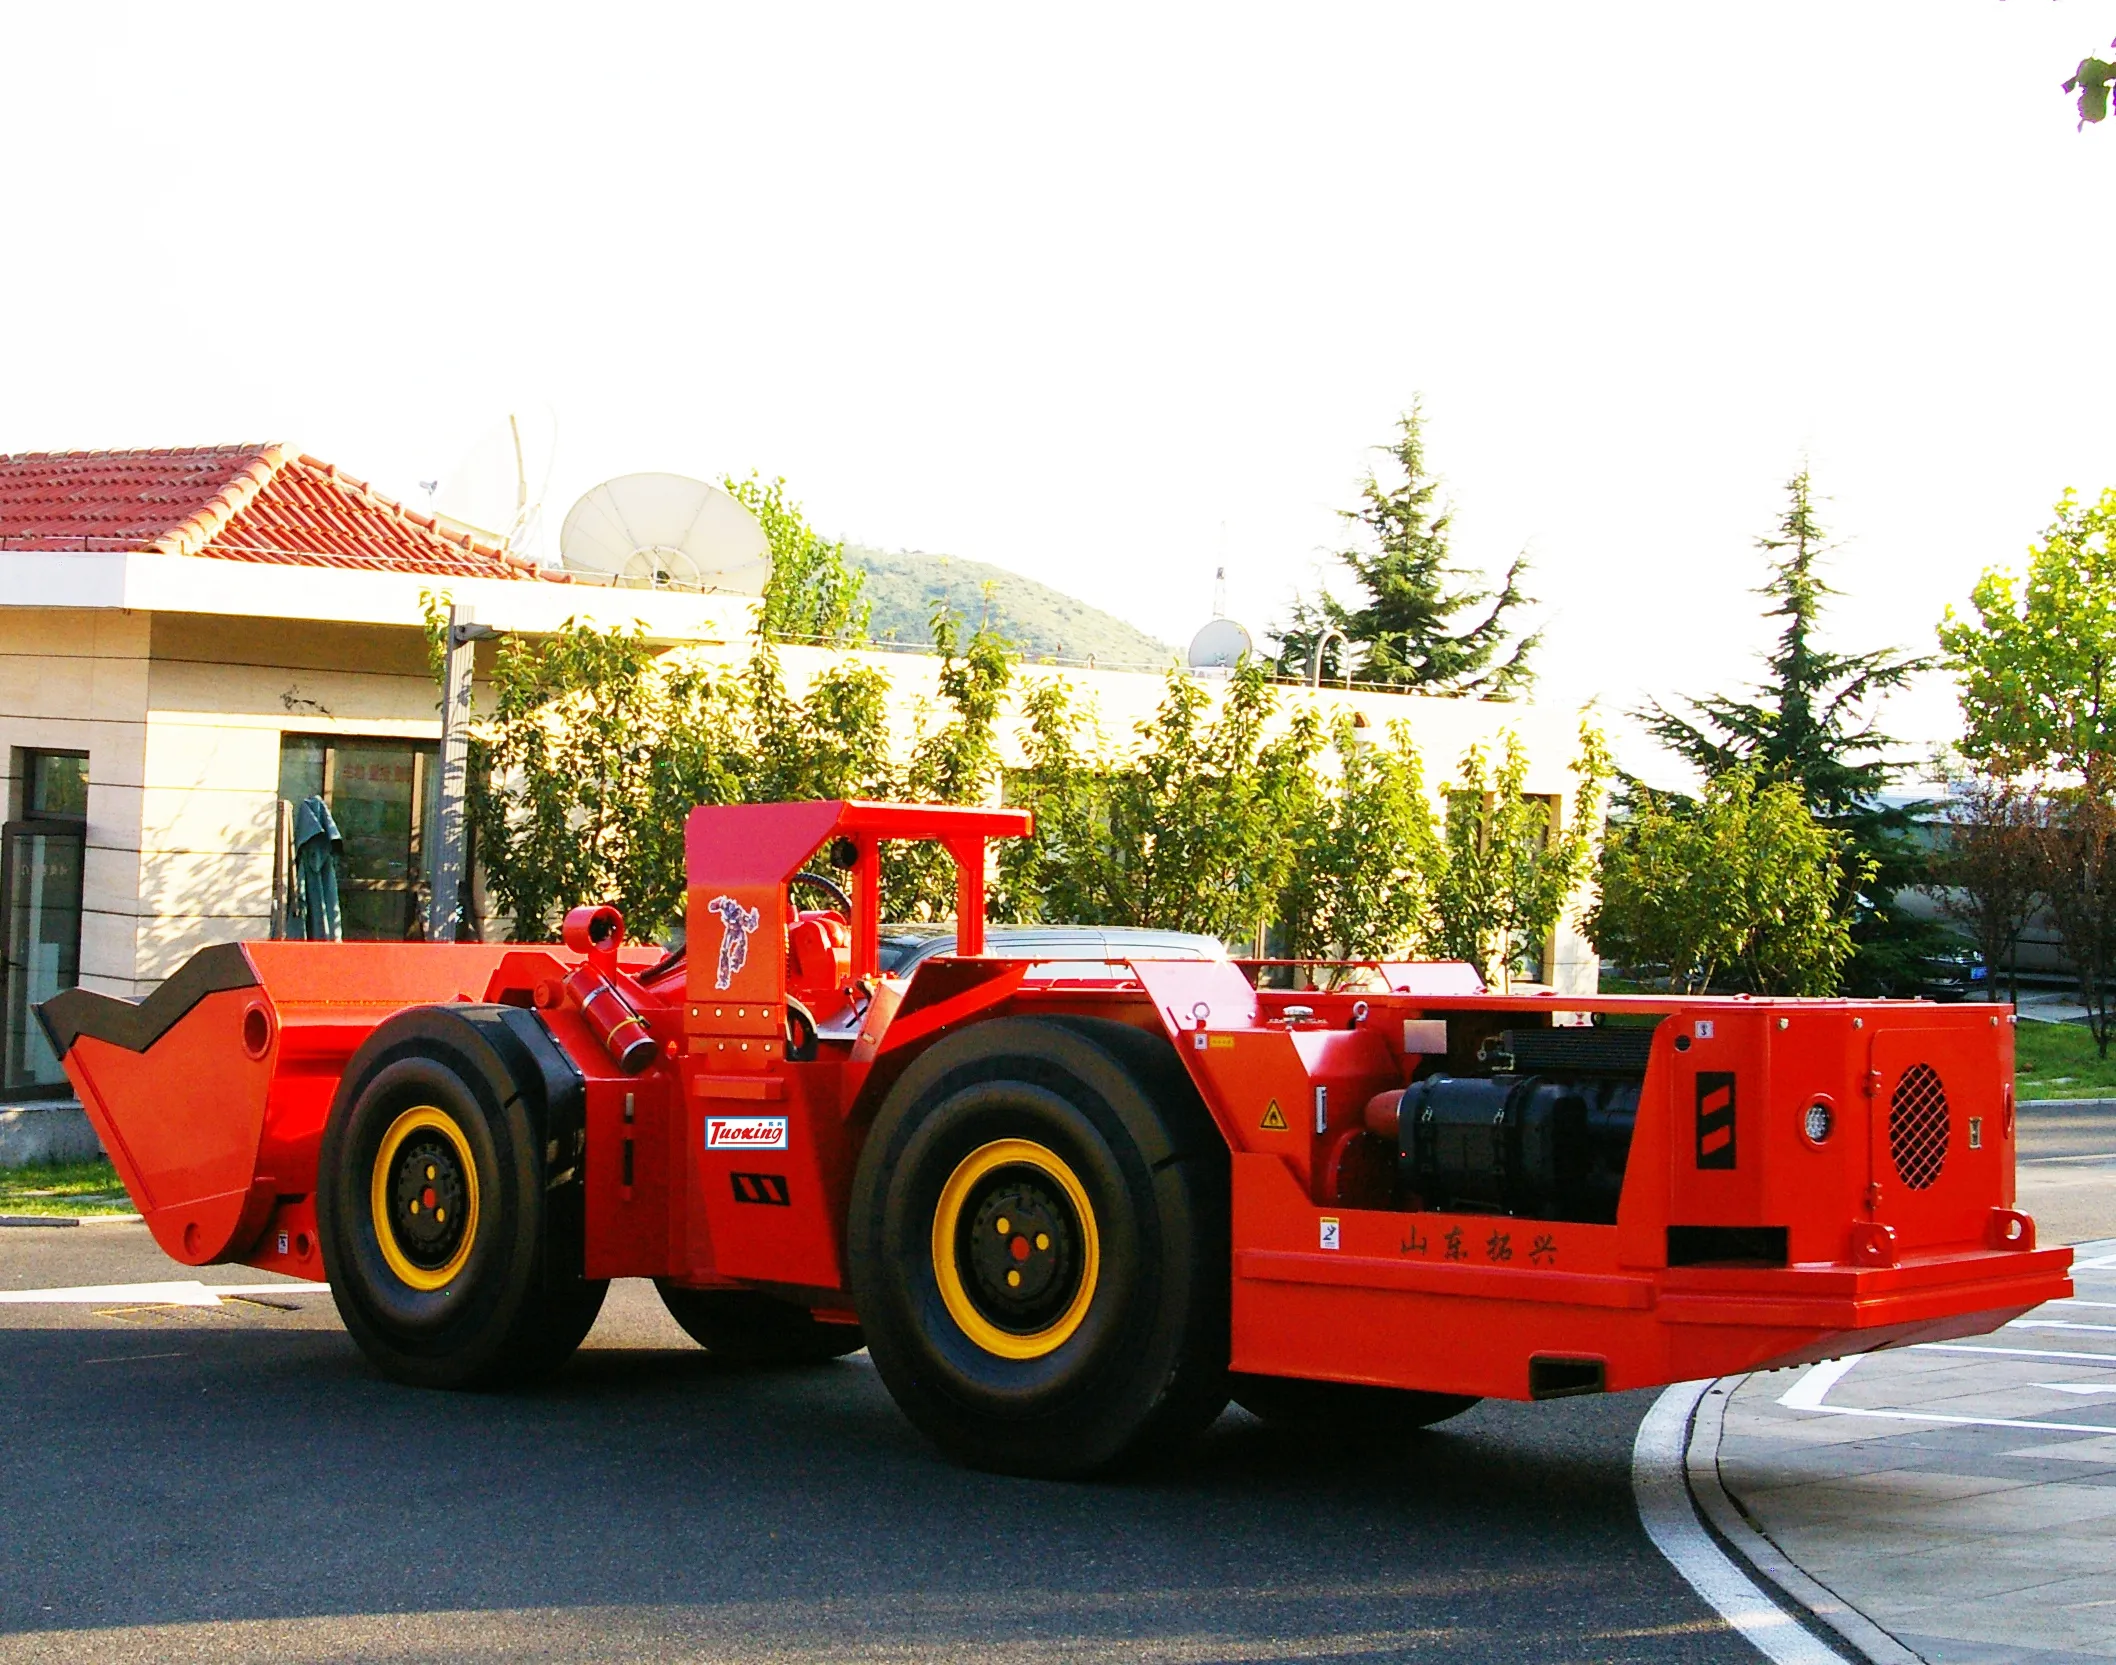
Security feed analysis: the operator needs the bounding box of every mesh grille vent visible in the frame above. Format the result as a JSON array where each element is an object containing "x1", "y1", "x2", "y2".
[{"x1": 1889, "y1": 1063, "x2": 1950, "y2": 1191}]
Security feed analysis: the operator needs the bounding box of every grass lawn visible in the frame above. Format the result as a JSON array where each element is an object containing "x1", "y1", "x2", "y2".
[
  {"x1": 2013, "y1": 1019, "x2": 2116, "y2": 1101},
  {"x1": 0, "y1": 1157, "x2": 135, "y2": 1216}
]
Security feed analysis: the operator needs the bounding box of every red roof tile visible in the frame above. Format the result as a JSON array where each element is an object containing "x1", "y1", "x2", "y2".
[{"x1": 0, "y1": 445, "x2": 542, "y2": 581}]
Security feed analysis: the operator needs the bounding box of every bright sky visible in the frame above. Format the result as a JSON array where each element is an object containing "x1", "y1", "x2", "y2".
[{"x1": 7, "y1": 5, "x2": 2113, "y2": 785}]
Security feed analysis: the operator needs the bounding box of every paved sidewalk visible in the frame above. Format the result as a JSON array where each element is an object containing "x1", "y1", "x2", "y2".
[{"x1": 1714, "y1": 1240, "x2": 2116, "y2": 1664}]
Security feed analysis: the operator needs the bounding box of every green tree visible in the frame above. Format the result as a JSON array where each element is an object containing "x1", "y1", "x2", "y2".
[
  {"x1": 454, "y1": 616, "x2": 1601, "y2": 980},
  {"x1": 725, "y1": 472, "x2": 871, "y2": 646},
  {"x1": 1924, "y1": 772, "x2": 2049, "y2": 1006},
  {"x1": 1944, "y1": 488, "x2": 2116, "y2": 1048},
  {"x1": 1279, "y1": 719, "x2": 1441, "y2": 968},
  {"x1": 468, "y1": 621, "x2": 672, "y2": 941},
  {"x1": 1644, "y1": 469, "x2": 1931, "y2": 993},
  {"x1": 1274, "y1": 402, "x2": 1538, "y2": 696},
  {"x1": 1429, "y1": 723, "x2": 1610, "y2": 989},
  {"x1": 464, "y1": 609, "x2": 1018, "y2": 941},
  {"x1": 743, "y1": 647, "x2": 893, "y2": 803},
  {"x1": 1007, "y1": 660, "x2": 1322, "y2": 942},
  {"x1": 1589, "y1": 767, "x2": 1864, "y2": 995},
  {"x1": 1942, "y1": 487, "x2": 2116, "y2": 795},
  {"x1": 466, "y1": 630, "x2": 899, "y2": 943},
  {"x1": 625, "y1": 658, "x2": 762, "y2": 932},
  {"x1": 2035, "y1": 794, "x2": 2116, "y2": 1055},
  {"x1": 991, "y1": 676, "x2": 1104, "y2": 924},
  {"x1": 878, "y1": 603, "x2": 1018, "y2": 920}
]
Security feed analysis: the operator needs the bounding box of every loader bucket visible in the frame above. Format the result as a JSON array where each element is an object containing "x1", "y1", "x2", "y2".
[{"x1": 39, "y1": 941, "x2": 521, "y2": 1266}]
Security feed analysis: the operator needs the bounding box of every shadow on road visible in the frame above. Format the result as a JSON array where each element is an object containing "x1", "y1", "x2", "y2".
[{"x1": 0, "y1": 1311, "x2": 1752, "y2": 1664}]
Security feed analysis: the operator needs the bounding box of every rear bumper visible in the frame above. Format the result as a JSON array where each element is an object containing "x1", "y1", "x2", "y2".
[
  {"x1": 1229, "y1": 1156, "x2": 2075, "y2": 1398},
  {"x1": 1657, "y1": 1246, "x2": 2074, "y2": 1333},
  {"x1": 1233, "y1": 1241, "x2": 2073, "y2": 1398}
]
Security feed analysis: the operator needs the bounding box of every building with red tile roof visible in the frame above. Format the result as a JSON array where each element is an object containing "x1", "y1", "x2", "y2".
[
  {"x1": 0, "y1": 443, "x2": 756, "y2": 1088},
  {"x1": 0, "y1": 444, "x2": 539, "y2": 579}
]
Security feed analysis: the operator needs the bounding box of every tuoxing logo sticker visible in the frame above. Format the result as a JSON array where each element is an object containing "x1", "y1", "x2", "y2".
[
  {"x1": 707, "y1": 894, "x2": 762, "y2": 990},
  {"x1": 706, "y1": 1116, "x2": 788, "y2": 1151}
]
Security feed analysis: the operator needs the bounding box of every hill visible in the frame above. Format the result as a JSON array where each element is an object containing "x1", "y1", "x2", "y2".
[{"x1": 843, "y1": 545, "x2": 1176, "y2": 669}]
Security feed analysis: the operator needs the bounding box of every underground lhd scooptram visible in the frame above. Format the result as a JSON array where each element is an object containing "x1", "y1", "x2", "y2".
[{"x1": 41, "y1": 800, "x2": 2071, "y2": 1476}]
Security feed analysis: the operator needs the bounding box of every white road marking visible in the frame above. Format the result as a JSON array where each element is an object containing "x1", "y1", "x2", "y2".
[
  {"x1": 1778, "y1": 1356, "x2": 1862, "y2": 1411},
  {"x1": 2032, "y1": 1383, "x2": 2116, "y2": 1395},
  {"x1": 1778, "y1": 1356, "x2": 2116, "y2": 1435},
  {"x1": 2009, "y1": 1319, "x2": 2116, "y2": 1334},
  {"x1": 2072, "y1": 1252, "x2": 2116, "y2": 1270},
  {"x1": 1915, "y1": 1343, "x2": 2116, "y2": 1365},
  {"x1": 1634, "y1": 1380, "x2": 1851, "y2": 1664},
  {"x1": 1777, "y1": 1402, "x2": 2116, "y2": 1435},
  {"x1": 0, "y1": 1280, "x2": 329, "y2": 1307}
]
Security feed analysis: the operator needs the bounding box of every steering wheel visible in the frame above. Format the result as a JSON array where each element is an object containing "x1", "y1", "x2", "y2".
[{"x1": 791, "y1": 869, "x2": 853, "y2": 916}]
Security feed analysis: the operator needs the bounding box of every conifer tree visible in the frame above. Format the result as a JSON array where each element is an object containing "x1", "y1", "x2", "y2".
[
  {"x1": 1275, "y1": 403, "x2": 1539, "y2": 697},
  {"x1": 1642, "y1": 469, "x2": 1933, "y2": 993}
]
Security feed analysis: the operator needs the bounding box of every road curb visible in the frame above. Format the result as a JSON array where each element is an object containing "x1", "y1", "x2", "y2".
[
  {"x1": 1685, "y1": 1376, "x2": 1923, "y2": 1665},
  {"x1": 0, "y1": 1213, "x2": 141, "y2": 1228},
  {"x1": 0, "y1": 1102, "x2": 102, "y2": 1167}
]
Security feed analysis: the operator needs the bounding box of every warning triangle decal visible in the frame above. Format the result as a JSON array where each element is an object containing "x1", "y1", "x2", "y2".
[{"x1": 1260, "y1": 1100, "x2": 1288, "y2": 1131}]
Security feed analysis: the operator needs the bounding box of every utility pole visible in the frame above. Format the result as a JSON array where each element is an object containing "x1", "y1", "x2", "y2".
[{"x1": 426, "y1": 604, "x2": 497, "y2": 943}]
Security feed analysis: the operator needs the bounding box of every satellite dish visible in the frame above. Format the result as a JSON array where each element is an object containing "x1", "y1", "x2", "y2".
[
  {"x1": 1187, "y1": 617, "x2": 1253, "y2": 669},
  {"x1": 559, "y1": 474, "x2": 772, "y2": 595},
  {"x1": 434, "y1": 409, "x2": 558, "y2": 561}
]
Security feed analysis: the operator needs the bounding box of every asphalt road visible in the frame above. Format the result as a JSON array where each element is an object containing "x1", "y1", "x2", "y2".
[
  {"x1": 0, "y1": 1225, "x2": 1768, "y2": 1665},
  {"x1": 2015, "y1": 1098, "x2": 2116, "y2": 1247}
]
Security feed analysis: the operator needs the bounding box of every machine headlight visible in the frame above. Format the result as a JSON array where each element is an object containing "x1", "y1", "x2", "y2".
[{"x1": 1804, "y1": 1101, "x2": 1834, "y2": 1144}]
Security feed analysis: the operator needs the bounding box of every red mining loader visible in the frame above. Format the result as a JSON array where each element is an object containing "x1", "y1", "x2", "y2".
[{"x1": 41, "y1": 800, "x2": 2070, "y2": 1476}]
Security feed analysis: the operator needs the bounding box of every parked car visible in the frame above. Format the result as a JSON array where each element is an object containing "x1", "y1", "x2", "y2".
[
  {"x1": 877, "y1": 924, "x2": 1228, "y2": 978},
  {"x1": 1915, "y1": 945, "x2": 1990, "y2": 1002}
]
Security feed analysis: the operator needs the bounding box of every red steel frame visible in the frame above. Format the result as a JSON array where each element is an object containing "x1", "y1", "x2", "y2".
[{"x1": 52, "y1": 799, "x2": 2072, "y2": 1402}]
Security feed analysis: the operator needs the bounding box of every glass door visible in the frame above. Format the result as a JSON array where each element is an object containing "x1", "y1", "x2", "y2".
[
  {"x1": 2, "y1": 820, "x2": 85, "y2": 1093},
  {"x1": 278, "y1": 736, "x2": 442, "y2": 941}
]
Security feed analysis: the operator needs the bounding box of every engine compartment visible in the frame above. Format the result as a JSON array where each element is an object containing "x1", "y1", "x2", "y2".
[{"x1": 1362, "y1": 1023, "x2": 1651, "y2": 1225}]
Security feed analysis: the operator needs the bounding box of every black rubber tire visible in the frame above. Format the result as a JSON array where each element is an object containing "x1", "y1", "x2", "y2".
[
  {"x1": 848, "y1": 1016, "x2": 1229, "y2": 1479},
  {"x1": 655, "y1": 1284, "x2": 865, "y2": 1364},
  {"x1": 1230, "y1": 1373, "x2": 1479, "y2": 1435},
  {"x1": 318, "y1": 1007, "x2": 607, "y2": 1390}
]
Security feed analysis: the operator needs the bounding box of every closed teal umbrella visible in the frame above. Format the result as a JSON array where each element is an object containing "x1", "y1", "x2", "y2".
[{"x1": 291, "y1": 795, "x2": 343, "y2": 942}]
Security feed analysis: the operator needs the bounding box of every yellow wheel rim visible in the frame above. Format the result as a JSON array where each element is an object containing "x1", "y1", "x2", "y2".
[
  {"x1": 931, "y1": 1138, "x2": 1100, "y2": 1360},
  {"x1": 370, "y1": 1105, "x2": 480, "y2": 1292}
]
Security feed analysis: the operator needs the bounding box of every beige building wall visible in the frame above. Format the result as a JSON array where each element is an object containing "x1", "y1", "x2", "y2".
[
  {"x1": 0, "y1": 556, "x2": 740, "y2": 1008},
  {"x1": 133, "y1": 614, "x2": 448, "y2": 987},
  {"x1": 0, "y1": 607, "x2": 454, "y2": 998},
  {"x1": 0, "y1": 608, "x2": 151, "y2": 999}
]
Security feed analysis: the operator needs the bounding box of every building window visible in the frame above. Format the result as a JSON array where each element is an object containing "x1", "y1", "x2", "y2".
[
  {"x1": 3, "y1": 749, "x2": 88, "y2": 1095},
  {"x1": 276, "y1": 736, "x2": 448, "y2": 942},
  {"x1": 27, "y1": 752, "x2": 87, "y2": 820}
]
